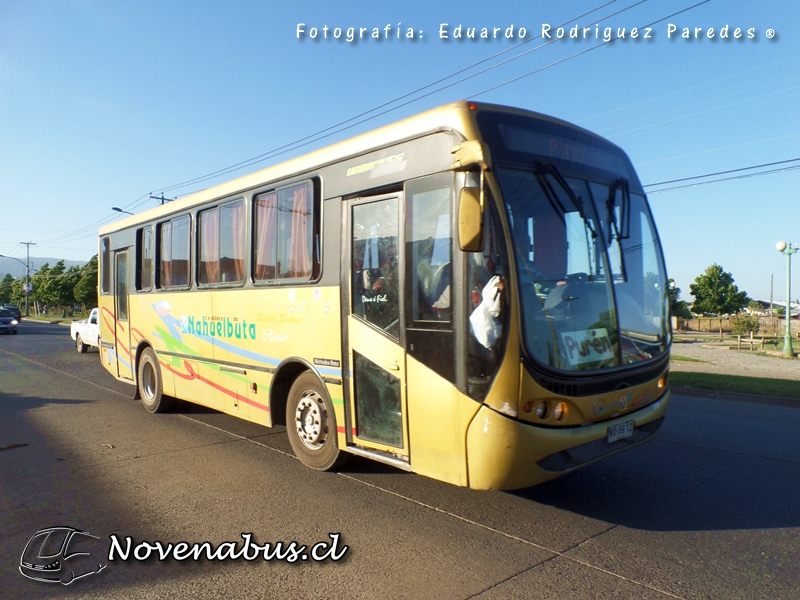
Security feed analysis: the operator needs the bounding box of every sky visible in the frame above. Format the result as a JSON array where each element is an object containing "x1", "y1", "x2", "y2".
[{"x1": 1, "y1": 0, "x2": 798, "y2": 304}]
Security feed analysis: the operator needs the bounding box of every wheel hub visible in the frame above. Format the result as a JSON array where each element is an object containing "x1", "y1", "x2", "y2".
[{"x1": 295, "y1": 391, "x2": 328, "y2": 450}]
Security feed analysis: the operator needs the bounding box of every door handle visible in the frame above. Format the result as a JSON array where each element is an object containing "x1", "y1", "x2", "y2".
[{"x1": 388, "y1": 362, "x2": 400, "y2": 371}]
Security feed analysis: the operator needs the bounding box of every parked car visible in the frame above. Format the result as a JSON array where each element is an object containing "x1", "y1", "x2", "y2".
[
  {"x1": 2, "y1": 304, "x2": 21, "y2": 322},
  {"x1": 0, "y1": 309, "x2": 19, "y2": 334}
]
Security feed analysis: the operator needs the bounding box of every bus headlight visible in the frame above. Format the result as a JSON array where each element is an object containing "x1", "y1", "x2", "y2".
[
  {"x1": 553, "y1": 402, "x2": 568, "y2": 421},
  {"x1": 535, "y1": 402, "x2": 547, "y2": 419}
]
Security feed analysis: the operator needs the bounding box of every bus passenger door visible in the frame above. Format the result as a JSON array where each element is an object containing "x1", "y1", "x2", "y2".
[
  {"x1": 344, "y1": 194, "x2": 409, "y2": 461},
  {"x1": 114, "y1": 250, "x2": 134, "y2": 380}
]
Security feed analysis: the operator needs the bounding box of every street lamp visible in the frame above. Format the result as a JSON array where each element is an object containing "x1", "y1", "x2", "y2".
[
  {"x1": 112, "y1": 207, "x2": 134, "y2": 215},
  {"x1": 0, "y1": 253, "x2": 32, "y2": 317},
  {"x1": 776, "y1": 241, "x2": 798, "y2": 357}
]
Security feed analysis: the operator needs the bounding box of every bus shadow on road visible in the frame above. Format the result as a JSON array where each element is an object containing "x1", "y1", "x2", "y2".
[{"x1": 512, "y1": 438, "x2": 800, "y2": 532}]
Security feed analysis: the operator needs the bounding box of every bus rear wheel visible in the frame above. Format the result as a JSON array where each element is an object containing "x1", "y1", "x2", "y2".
[
  {"x1": 286, "y1": 372, "x2": 348, "y2": 471},
  {"x1": 138, "y1": 348, "x2": 173, "y2": 413}
]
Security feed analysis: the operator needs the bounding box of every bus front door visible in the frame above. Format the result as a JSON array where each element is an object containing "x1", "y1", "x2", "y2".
[
  {"x1": 345, "y1": 194, "x2": 409, "y2": 461},
  {"x1": 114, "y1": 250, "x2": 134, "y2": 381}
]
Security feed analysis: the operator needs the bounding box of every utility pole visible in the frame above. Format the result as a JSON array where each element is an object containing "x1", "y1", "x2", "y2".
[
  {"x1": 770, "y1": 273, "x2": 774, "y2": 333},
  {"x1": 19, "y1": 241, "x2": 35, "y2": 317},
  {"x1": 149, "y1": 193, "x2": 173, "y2": 205},
  {"x1": 776, "y1": 241, "x2": 797, "y2": 357}
]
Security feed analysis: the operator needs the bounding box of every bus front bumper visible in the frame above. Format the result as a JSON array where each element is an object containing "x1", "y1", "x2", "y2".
[{"x1": 465, "y1": 391, "x2": 670, "y2": 490}]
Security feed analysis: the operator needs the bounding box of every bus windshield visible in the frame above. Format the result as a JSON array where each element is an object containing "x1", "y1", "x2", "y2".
[{"x1": 478, "y1": 111, "x2": 669, "y2": 372}]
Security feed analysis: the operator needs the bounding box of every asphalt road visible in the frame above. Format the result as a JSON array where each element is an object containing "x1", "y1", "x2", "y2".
[{"x1": 1, "y1": 321, "x2": 799, "y2": 599}]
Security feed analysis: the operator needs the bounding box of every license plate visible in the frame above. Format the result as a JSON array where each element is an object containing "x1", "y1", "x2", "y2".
[{"x1": 607, "y1": 420, "x2": 634, "y2": 443}]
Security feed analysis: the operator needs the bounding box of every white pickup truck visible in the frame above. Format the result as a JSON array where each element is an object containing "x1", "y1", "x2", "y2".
[{"x1": 70, "y1": 308, "x2": 100, "y2": 353}]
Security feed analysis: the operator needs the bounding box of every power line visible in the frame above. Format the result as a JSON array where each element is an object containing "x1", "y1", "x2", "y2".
[
  {"x1": 145, "y1": 1, "x2": 625, "y2": 198},
  {"x1": 40, "y1": 0, "x2": 715, "y2": 246},
  {"x1": 36, "y1": 193, "x2": 151, "y2": 246},
  {"x1": 468, "y1": 0, "x2": 711, "y2": 97},
  {"x1": 578, "y1": 55, "x2": 800, "y2": 127},
  {"x1": 38, "y1": 3, "x2": 630, "y2": 241},
  {"x1": 646, "y1": 164, "x2": 800, "y2": 194},
  {"x1": 644, "y1": 157, "x2": 800, "y2": 187}
]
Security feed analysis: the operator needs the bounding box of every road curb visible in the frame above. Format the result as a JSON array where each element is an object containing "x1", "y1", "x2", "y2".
[{"x1": 672, "y1": 386, "x2": 800, "y2": 409}]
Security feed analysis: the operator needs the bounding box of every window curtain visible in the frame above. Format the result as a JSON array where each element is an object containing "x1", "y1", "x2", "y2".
[
  {"x1": 200, "y1": 209, "x2": 220, "y2": 284},
  {"x1": 255, "y1": 192, "x2": 277, "y2": 280},
  {"x1": 289, "y1": 184, "x2": 311, "y2": 278},
  {"x1": 172, "y1": 217, "x2": 191, "y2": 286},
  {"x1": 160, "y1": 222, "x2": 173, "y2": 287},
  {"x1": 231, "y1": 202, "x2": 245, "y2": 282}
]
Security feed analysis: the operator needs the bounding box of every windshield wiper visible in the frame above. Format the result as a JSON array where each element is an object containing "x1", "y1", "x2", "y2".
[
  {"x1": 606, "y1": 178, "x2": 630, "y2": 243},
  {"x1": 534, "y1": 161, "x2": 597, "y2": 239},
  {"x1": 605, "y1": 178, "x2": 630, "y2": 283}
]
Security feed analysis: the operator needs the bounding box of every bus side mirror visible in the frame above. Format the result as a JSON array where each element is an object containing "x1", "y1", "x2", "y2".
[{"x1": 458, "y1": 188, "x2": 483, "y2": 252}]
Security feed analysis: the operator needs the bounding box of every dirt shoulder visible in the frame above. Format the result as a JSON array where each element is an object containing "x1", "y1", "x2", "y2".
[
  {"x1": 670, "y1": 339, "x2": 800, "y2": 407},
  {"x1": 671, "y1": 340, "x2": 800, "y2": 380}
]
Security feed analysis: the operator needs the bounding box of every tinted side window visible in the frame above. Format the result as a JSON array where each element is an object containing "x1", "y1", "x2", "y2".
[
  {"x1": 465, "y1": 196, "x2": 509, "y2": 400},
  {"x1": 158, "y1": 215, "x2": 191, "y2": 288},
  {"x1": 100, "y1": 237, "x2": 111, "y2": 294},
  {"x1": 199, "y1": 200, "x2": 245, "y2": 285},
  {"x1": 136, "y1": 226, "x2": 153, "y2": 291},
  {"x1": 254, "y1": 180, "x2": 318, "y2": 283},
  {"x1": 406, "y1": 173, "x2": 453, "y2": 324},
  {"x1": 351, "y1": 197, "x2": 399, "y2": 338}
]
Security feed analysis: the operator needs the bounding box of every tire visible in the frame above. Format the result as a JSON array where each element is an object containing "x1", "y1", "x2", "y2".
[
  {"x1": 286, "y1": 372, "x2": 348, "y2": 471},
  {"x1": 137, "y1": 347, "x2": 173, "y2": 413},
  {"x1": 76, "y1": 334, "x2": 87, "y2": 353}
]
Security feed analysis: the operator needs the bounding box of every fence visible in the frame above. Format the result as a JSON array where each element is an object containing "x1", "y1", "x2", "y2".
[{"x1": 674, "y1": 316, "x2": 792, "y2": 337}]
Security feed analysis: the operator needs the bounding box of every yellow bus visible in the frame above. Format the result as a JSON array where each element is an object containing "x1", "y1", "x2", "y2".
[{"x1": 98, "y1": 101, "x2": 671, "y2": 490}]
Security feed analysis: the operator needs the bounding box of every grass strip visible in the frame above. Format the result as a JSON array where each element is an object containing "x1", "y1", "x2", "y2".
[
  {"x1": 670, "y1": 354, "x2": 708, "y2": 363},
  {"x1": 671, "y1": 372, "x2": 800, "y2": 399}
]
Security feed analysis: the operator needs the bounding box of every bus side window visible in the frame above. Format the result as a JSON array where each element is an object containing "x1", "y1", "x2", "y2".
[
  {"x1": 466, "y1": 198, "x2": 508, "y2": 400},
  {"x1": 254, "y1": 180, "x2": 318, "y2": 283},
  {"x1": 351, "y1": 198, "x2": 399, "y2": 337},
  {"x1": 406, "y1": 174, "x2": 453, "y2": 323},
  {"x1": 100, "y1": 236, "x2": 111, "y2": 294},
  {"x1": 136, "y1": 226, "x2": 153, "y2": 291}
]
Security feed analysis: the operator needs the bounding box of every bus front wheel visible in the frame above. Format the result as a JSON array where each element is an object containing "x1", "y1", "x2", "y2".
[
  {"x1": 138, "y1": 348, "x2": 173, "y2": 413},
  {"x1": 286, "y1": 372, "x2": 348, "y2": 471}
]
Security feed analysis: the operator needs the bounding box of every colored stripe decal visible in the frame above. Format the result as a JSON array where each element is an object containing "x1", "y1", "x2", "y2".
[{"x1": 160, "y1": 359, "x2": 270, "y2": 412}]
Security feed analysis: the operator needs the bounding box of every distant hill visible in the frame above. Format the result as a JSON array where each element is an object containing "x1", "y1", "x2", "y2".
[{"x1": 0, "y1": 257, "x2": 88, "y2": 279}]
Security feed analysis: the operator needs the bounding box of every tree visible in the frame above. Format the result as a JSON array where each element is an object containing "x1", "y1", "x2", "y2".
[
  {"x1": 9, "y1": 277, "x2": 25, "y2": 307},
  {"x1": 667, "y1": 278, "x2": 692, "y2": 319},
  {"x1": 730, "y1": 312, "x2": 761, "y2": 337},
  {"x1": 53, "y1": 264, "x2": 81, "y2": 311},
  {"x1": 73, "y1": 255, "x2": 98, "y2": 309},
  {"x1": 0, "y1": 274, "x2": 14, "y2": 305},
  {"x1": 30, "y1": 262, "x2": 52, "y2": 312},
  {"x1": 689, "y1": 263, "x2": 750, "y2": 337}
]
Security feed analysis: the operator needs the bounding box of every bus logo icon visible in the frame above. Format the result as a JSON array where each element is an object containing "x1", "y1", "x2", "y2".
[{"x1": 19, "y1": 526, "x2": 107, "y2": 585}]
